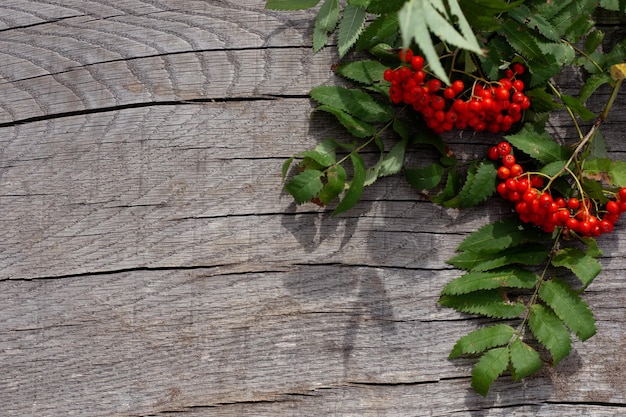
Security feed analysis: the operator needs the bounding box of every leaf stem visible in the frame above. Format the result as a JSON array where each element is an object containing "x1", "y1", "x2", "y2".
[{"x1": 548, "y1": 81, "x2": 583, "y2": 140}]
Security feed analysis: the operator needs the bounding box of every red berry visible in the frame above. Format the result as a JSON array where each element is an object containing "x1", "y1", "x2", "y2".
[
  {"x1": 383, "y1": 69, "x2": 395, "y2": 82},
  {"x1": 410, "y1": 55, "x2": 424, "y2": 70},
  {"x1": 566, "y1": 217, "x2": 579, "y2": 230},
  {"x1": 600, "y1": 220, "x2": 614, "y2": 234},
  {"x1": 399, "y1": 49, "x2": 413, "y2": 62},
  {"x1": 530, "y1": 175, "x2": 544, "y2": 188},
  {"x1": 497, "y1": 166, "x2": 511, "y2": 179},
  {"x1": 510, "y1": 164, "x2": 523, "y2": 177},
  {"x1": 513, "y1": 62, "x2": 526, "y2": 75},
  {"x1": 428, "y1": 79, "x2": 442, "y2": 93},
  {"x1": 496, "y1": 142, "x2": 512, "y2": 156},
  {"x1": 512, "y1": 80, "x2": 525, "y2": 92},
  {"x1": 557, "y1": 209, "x2": 571, "y2": 224},
  {"x1": 444, "y1": 87, "x2": 456, "y2": 100},
  {"x1": 567, "y1": 198, "x2": 580, "y2": 211},
  {"x1": 619, "y1": 187, "x2": 626, "y2": 201},
  {"x1": 505, "y1": 178, "x2": 518, "y2": 191},
  {"x1": 488, "y1": 146, "x2": 500, "y2": 161},
  {"x1": 502, "y1": 154, "x2": 516, "y2": 168},
  {"x1": 452, "y1": 80, "x2": 465, "y2": 94},
  {"x1": 607, "y1": 200, "x2": 620, "y2": 214},
  {"x1": 494, "y1": 87, "x2": 510, "y2": 101},
  {"x1": 516, "y1": 179, "x2": 530, "y2": 193},
  {"x1": 523, "y1": 188, "x2": 539, "y2": 203}
]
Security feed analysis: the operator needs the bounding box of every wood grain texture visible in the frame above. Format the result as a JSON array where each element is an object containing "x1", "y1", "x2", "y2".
[{"x1": 0, "y1": 1, "x2": 624, "y2": 416}]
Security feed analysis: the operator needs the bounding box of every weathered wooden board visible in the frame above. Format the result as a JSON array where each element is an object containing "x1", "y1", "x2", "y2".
[{"x1": 0, "y1": 1, "x2": 624, "y2": 416}]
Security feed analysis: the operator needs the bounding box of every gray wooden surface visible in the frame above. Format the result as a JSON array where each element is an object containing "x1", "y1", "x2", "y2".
[{"x1": 0, "y1": 2, "x2": 624, "y2": 416}]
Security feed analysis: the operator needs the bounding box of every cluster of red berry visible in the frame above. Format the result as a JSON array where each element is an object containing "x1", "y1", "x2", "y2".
[
  {"x1": 490, "y1": 141, "x2": 626, "y2": 237},
  {"x1": 383, "y1": 50, "x2": 531, "y2": 134}
]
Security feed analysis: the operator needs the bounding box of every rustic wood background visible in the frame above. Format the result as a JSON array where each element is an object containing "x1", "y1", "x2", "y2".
[{"x1": 1, "y1": 1, "x2": 624, "y2": 416}]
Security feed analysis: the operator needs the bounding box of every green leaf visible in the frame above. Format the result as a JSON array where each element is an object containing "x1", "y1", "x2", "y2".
[
  {"x1": 459, "y1": 161, "x2": 498, "y2": 208},
  {"x1": 584, "y1": 30, "x2": 605, "y2": 54},
  {"x1": 299, "y1": 142, "x2": 337, "y2": 167},
  {"x1": 405, "y1": 163, "x2": 445, "y2": 191},
  {"x1": 500, "y1": 20, "x2": 550, "y2": 65},
  {"x1": 580, "y1": 73, "x2": 612, "y2": 102},
  {"x1": 461, "y1": 0, "x2": 523, "y2": 31},
  {"x1": 552, "y1": 247, "x2": 602, "y2": 288},
  {"x1": 528, "y1": 304, "x2": 572, "y2": 365},
  {"x1": 449, "y1": 324, "x2": 516, "y2": 359},
  {"x1": 379, "y1": 136, "x2": 408, "y2": 177},
  {"x1": 333, "y1": 152, "x2": 366, "y2": 215},
  {"x1": 313, "y1": 0, "x2": 340, "y2": 52},
  {"x1": 439, "y1": 291, "x2": 525, "y2": 319},
  {"x1": 539, "y1": 279, "x2": 597, "y2": 341},
  {"x1": 471, "y1": 347, "x2": 510, "y2": 396},
  {"x1": 561, "y1": 95, "x2": 596, "y2": 121},
  {"x1": 509, "y1": 339, "x2": 542, "y2": 381},
  {"x1": 355, "y1": 13, "x2": 399, "y2": 51},
  {"x1": 457, "y1": 218, "x2": 545, "y2": 254},
  {"x1": 398, "y1": 0, "x2": 483, "y2": 84},
  {"x1": 448, "y1": 243, "x2": 549, "y2": 272},
  {"x1": 509, "y1": 4, "x2": 560, "y2": 42},
  {"x1": 265, "y1": 0, "x2": 320, "y2": 10},
  {"x1": 285, "y1": 169, "x2": 325, "y2": 204},
  {"x1": 540, "y1": 160, "x2": 569, "y2": 177},
  {"x1": 584, "y1": 158, "x2": 626, "y2": 187},
  {"x1": 337, "y1": 4, "x2": 367, "y2": 57},
  {"x1": 334, "y1": 60, "x2": 388, "y2": 84},
  {"x1": 441, "y1": 268, "x2": 539, "y2": 296},
  {"x1": 506, "y1": 124, "x2": 571, "y2": 164},
  {"x1": 367, "y1": 0, "x2": 407, "y2": 14},
  {"x1": 431, "y1": 168, "x2": 461, "y2": 203},
  {"x1": 348, "y1": 0, "x2": 370, "y2": 6},
  {"x1": 282, "y1": 157, "x2": 295, "y2": 181},
  {"x1": 314, "y1": 105, "x2": 377, "y2": 138},
  {"x1": 311, "y1": 86, "x2": 394, "y2": 122},
  {"x1": 318, "y1": 164, "x2": 347, "y2": 205}
]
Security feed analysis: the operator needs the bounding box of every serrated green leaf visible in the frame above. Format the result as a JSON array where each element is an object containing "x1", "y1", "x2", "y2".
[
  {"x1": 282, "y1": 157, "x2": 295, "y2": 181},
  {"x1": 443, "y1": 161, "x2": 493, "y2": 208},
  {"x1": 265, "y1": 0, "x2": 320, "y2": 10},
  {"x1": 457, "y1": 218, "x2": 546, "y2": 254},
  {"x1": 313, "y1": 0, "x2": 340, "y2": 52},
  {"x1": 580, "y1": 73, "x2": 612, "y2": 102},
  {"x1": 556, "y1": 9, "x2": 596, "y2": 42},
  {"x1": 471, "y1": 347, "x2": 510, "y2": 396},
  {"x1": 509, "y1": 338, "x2": 542, "y2": 381},
  {"x1": 539, "y1": 42, "x2": 576, "y2": 67},
  {"x1": 506, "y1": 124, "x2": 571, "y2": 164},
  {"x1": 355, "y1": 13, "x2": 399, "y2": 51},
  {"x1": 459, "y1": 161, "x2": 498, "y2": 208},
  {"x1": 525, "y1": 87, "x2": 563, "y2": 113},
  {"x1": 441, "y1": 268, "x2": 539, "y2": 296},
  {"x1": 500, "y1": 19, "x2": 550, "y2": 64},
  {"x1": 318, "y1": 164, "x2": 347, "y2": 205},
  {"x1": 334, "y1": 60, "x2": 388, "y2": 84},
  {"x1": 582, "y1": 236, "x2": 604, "y2": 258},
  {"x1": 582, "y1": 178, "x2": 609, "y2": 204},
  {"x1": 552, "y1": 247, "x2": 602, "y2": 288},
  {"x1": 398, "y1": 0, "x2": 483, "y2": 84},
  {"x1": 379, "y1": 136, "x2": 408, "y2": 177},
  {"x1": 462, "y1": 0, "x2": 523, "y2": 31},
  {"x1": 439, "y1": 291, "x2": 525, "y2": 319},
  {"x1": 337, "y1": 4, "x2": 367, "y2": 57},
  {"x1": 333, "y1": 152, "x2": 365, "y2": 215},
  {"x1": 449, "y1": 324, "x2": 516, "y2": 359},
  {"x1": 299, "y1": 149, "x2": 336, "y2": 168},
  {"x1": 509, "y1": 4, "x2": 560, "y2": 42},
  {"x1": 314, "y1": 105, "x2": 377, "y2": 138},
  {"x1": 539, "y1": 279, "x2": 597, "y2": 341},
  {"x1": 561, "y1": 95, "x2": 596, "y2": 121},
  {"x1": 529, "y1": 304, "x2": 572, "y2": 365},
  {"x1": 285, "y1": 169, "x2": 325, "y2": 204},
  {"x1": 311, "y1": 86, "x2": 394, "y2": 122},
  {"x1": 448, "y1": 243, "x2": 549, "y2": 272}
]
